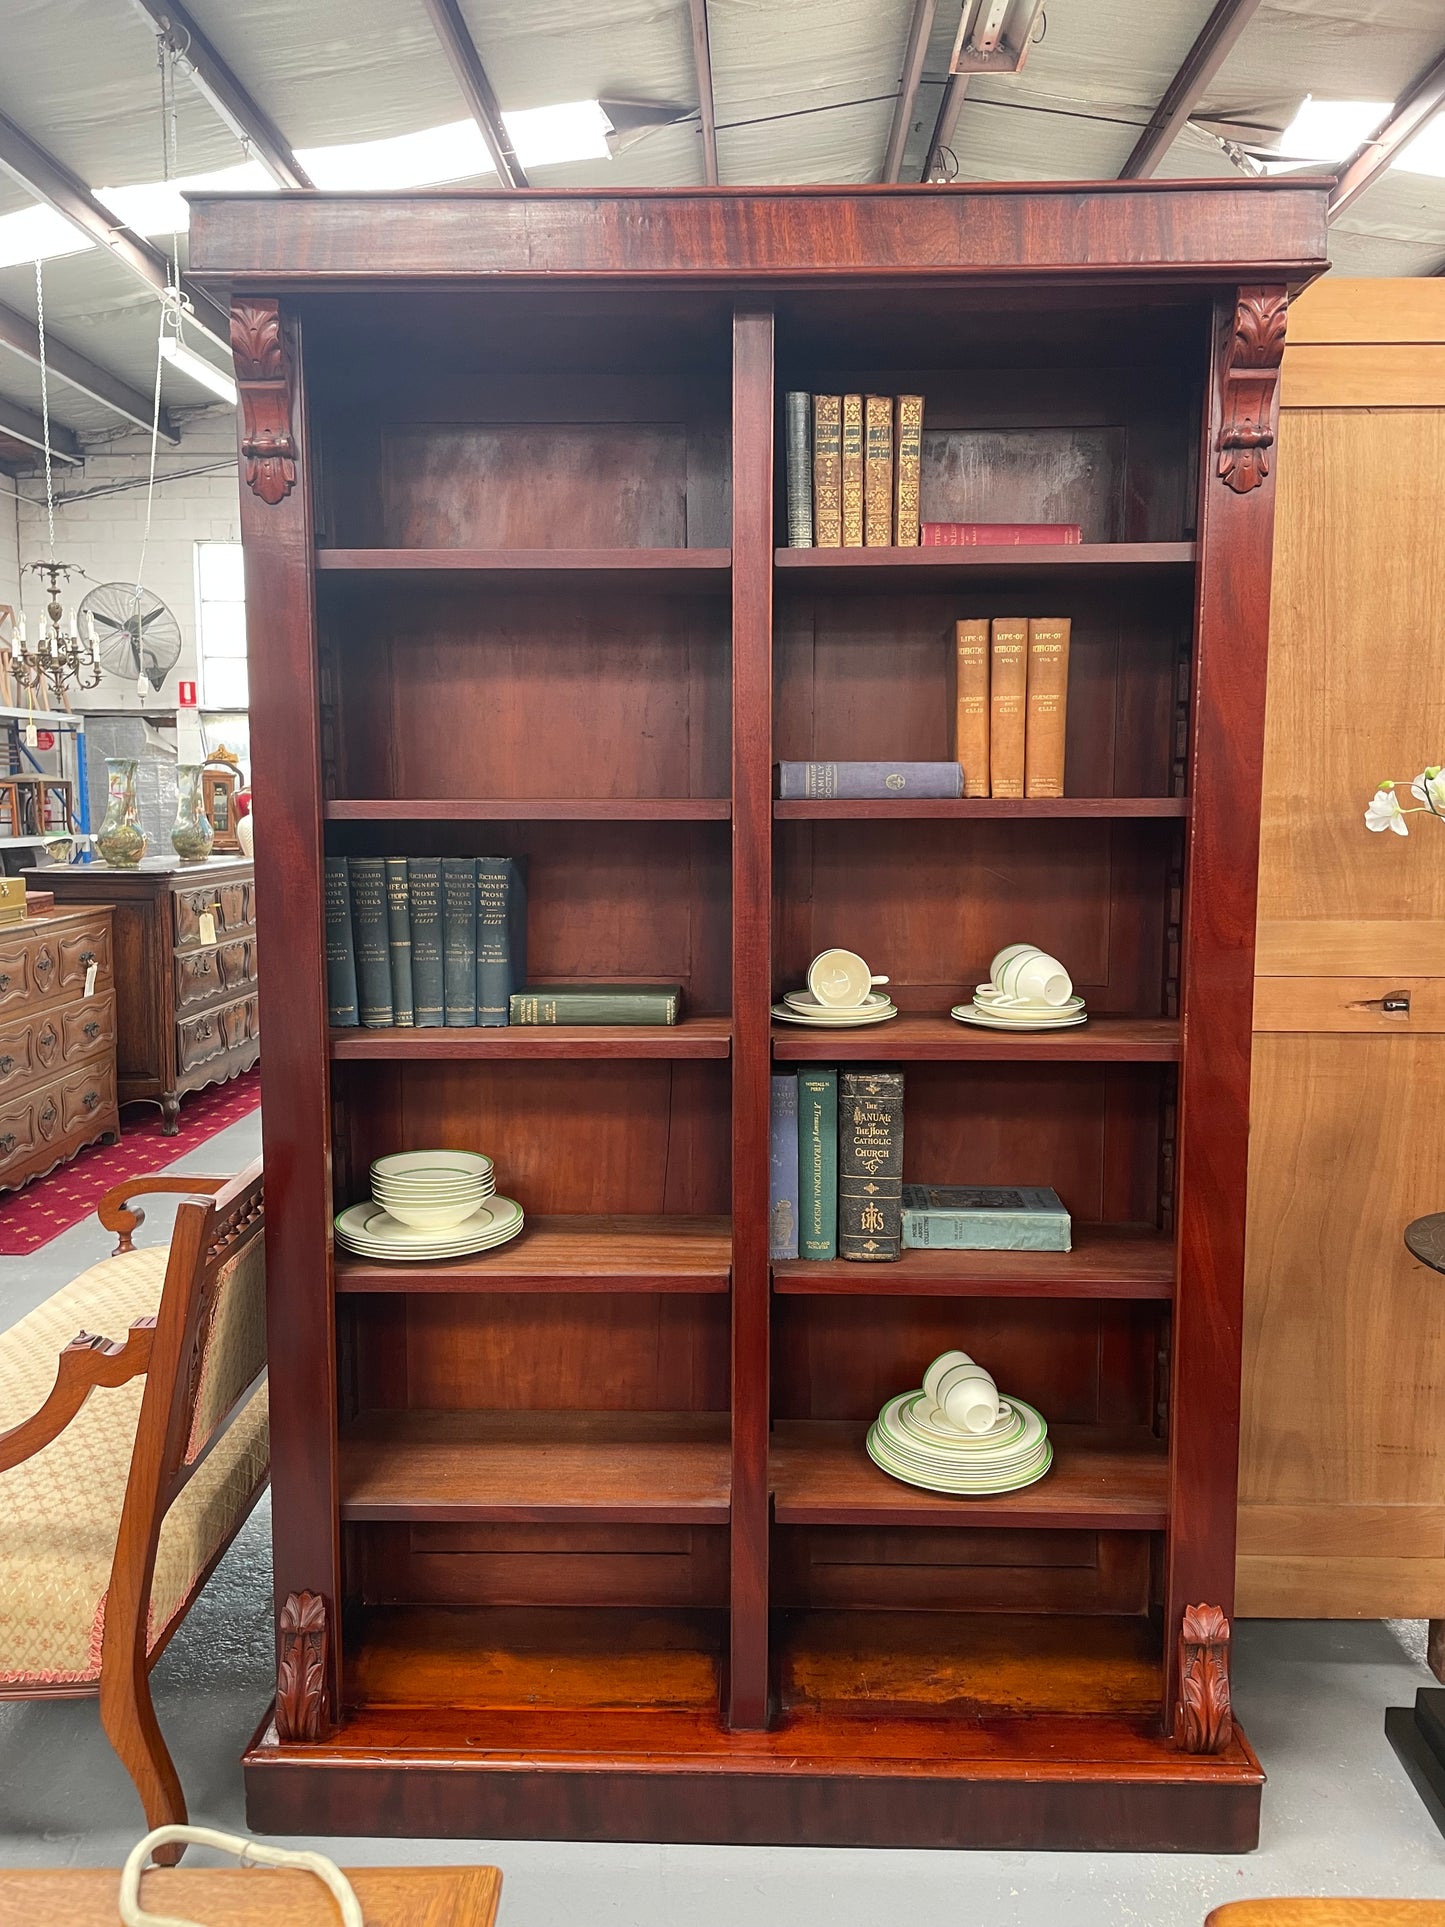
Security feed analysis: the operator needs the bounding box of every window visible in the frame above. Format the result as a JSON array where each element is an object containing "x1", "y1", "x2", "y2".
[{"x1": 195, "y1": 540, "x2": 248, "y2": 708}]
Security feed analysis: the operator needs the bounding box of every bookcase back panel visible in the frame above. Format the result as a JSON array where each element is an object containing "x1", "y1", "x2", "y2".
[
  {"x1": 333, "y1": 1060, "x2": 731, "y2": 1214},
  {"x1": 325, "y1": 825, "x2": 732, "y2": 1016},
  {"x1": 772, "y1": 1298, "x2": 1157, "y2": 1427},
  {"x1": 325, "y1": 583, "x2": 730, "y2": 803},
  {"x1": 355, "y1": 1522, "x2": 731, "y2": 1611},
  {"x1": 772, "y1": 1529, "x2": 1152, "y2": 1615},
  {"x1": 773, "y1": 822, "x2": 1171, "y2": 1014},
  {"x1": 773, "y1": 581, "x2": 1188, "y2": 798}
]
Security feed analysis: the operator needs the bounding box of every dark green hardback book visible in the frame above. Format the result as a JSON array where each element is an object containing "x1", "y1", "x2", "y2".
[
  {"x1": 384, "y1": 856, "x2": 414, "y2": 1028},
  {"x1": 441, "y1": 858, "x2": 478, "y2": 1027},
  {"x1": 509, "y1": 983, "x2": 681, "y2": 1026},
  {"x1": 798, "y1": 1066, "x2": 838, "y2": 1260},
  {"x1": 323, "y1": 856, "x2": 358, "y2": 1027},
  {"x1": 839, "y1": 1068, "x2": 904, "y2": 1260},
  {"x1": 476, "y1": 856, "x2": 528, "y2": 1027},
  {"x1": 406, "y1": 857, "x2": 444, "y2": 1027},
  {"x1": 348, "y1": 857, "x2": 393, "y2": 1028}
]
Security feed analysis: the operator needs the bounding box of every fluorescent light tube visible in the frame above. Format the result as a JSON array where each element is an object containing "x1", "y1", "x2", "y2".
[
  {"x1": 159, "y1": 336, "x2": 238, "y2": 405},
  {"x1": 1277, "y1": 97, "x2": 1392, "y2": 164}
]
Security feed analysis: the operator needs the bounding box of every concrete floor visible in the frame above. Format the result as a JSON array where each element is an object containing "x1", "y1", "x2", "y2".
[{"x1": 3, "y1": 1112, "x2": 1445, "y2": 1923}]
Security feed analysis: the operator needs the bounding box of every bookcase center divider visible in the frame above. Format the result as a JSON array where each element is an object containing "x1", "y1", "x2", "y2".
[{"x1": 196, "y1": 181, "x2": 1330, "y2": 1851}]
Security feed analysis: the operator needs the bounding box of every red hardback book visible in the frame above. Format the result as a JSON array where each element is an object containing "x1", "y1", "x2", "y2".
[{"x1": 921, "y1": 522, "x2": 1083, "y2": 546}]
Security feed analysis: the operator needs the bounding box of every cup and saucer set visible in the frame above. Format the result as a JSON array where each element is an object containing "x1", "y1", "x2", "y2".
[
  {"x1": 772, "y1": 947, "x2": 897, "y2": 1029},
  {"x1": 952, "y1": 942, "x2": 1087, "y2": 1032},
  {"x1": 867, "y1": 1349, "x2": 1053, "y2": 1497}
]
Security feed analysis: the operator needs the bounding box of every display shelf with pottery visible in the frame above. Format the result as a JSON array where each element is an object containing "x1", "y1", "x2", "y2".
[
  {"x1": 337, "y1": 1149, "x2": 522, "y2": 1262},
  {"x1": 954, "y1": 944, "x2": 1088, "y2": 1032}
]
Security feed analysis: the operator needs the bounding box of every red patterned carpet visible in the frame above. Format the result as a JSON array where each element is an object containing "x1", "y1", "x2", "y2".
[{"x1": 0, "y1": 1068, "x2": 262, "y2": 1255}]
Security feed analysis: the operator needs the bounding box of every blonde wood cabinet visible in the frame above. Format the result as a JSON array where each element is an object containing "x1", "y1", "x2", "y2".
[{"x1": 1239, "y1": 279, "x2": 1445, "y2": 1622}]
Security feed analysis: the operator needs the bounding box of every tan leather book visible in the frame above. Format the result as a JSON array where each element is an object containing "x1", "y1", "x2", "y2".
[
  {"x1": 841, "y1": 394, "x2": 864, "y2": 546},
  {"x1": 812, "y1": 395, "x2": 842, "y2": 546},
  {"x1": 952, "y1": 619, "x2": 992, "y2": 797},
  {"x1": 1025, "y1": 617, "x2": 1072, "y2": 797},
  {"x1": 894, "y1": 394, "x2": 923, "y2": 547},
  {"x1": 864, "y1": 395, "x2": 893, "y2": 545},
  {"x1": 989, "y1": 617, "x2": 1029, "y2": 799}
]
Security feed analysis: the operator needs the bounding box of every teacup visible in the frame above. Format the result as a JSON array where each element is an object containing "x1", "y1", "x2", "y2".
[
  {"x1": 936, "y1": 1360, "x2": 1001, "y2": 1435},
  {"x1": 991, "y1": 943, "x2": 1072, "y2": 1008},
  {"x1": 807, "y1": 948, "x2": 889, "y2": 1009}
]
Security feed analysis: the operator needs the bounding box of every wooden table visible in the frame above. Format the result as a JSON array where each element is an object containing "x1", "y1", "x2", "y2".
[
  {"x1": 1207, "y1": 1905, "x2": 1445, "y2": 1925},
  {"x1": 0, "y1": 1864, "x2": 500, "y2": 1926}
]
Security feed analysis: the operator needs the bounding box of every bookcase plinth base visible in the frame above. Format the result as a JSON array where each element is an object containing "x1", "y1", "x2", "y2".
[{"x1": 243, "y1": 1712, "x2": 1263, "y2": 1852}]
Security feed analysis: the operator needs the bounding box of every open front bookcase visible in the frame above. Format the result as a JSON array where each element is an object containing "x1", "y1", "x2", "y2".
[{"x1": 193, "y1": 181, "x2": 1329, "y2": 1851}]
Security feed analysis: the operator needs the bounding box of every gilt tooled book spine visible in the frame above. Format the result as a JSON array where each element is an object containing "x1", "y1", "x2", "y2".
[
  {"x1": 406, "y1": 857, "x2": 444, "y2": 1027},
  {"x1": 841, "y1": 394, "x2": 864, "y2": 547},
  {"x1": 777, "y1": 761, "x2": 963, "y2": 799},
  {"x1": 921, "y1": 522, "x2": 1082, "y2": 546},
  {"x1": 812, "y1": 395, "x2": 842, "y2": 546},
  {"x1": 989, "y1": 616, "x2": 1030, "y2": 800},
  {"x1": 384, "y1": 856, "x2": 414, "y2": 1027},
  {"x1": 952, "y1": 619, "x2": 992, "y2": 799},
  {"x1": 798, "y1": 1066, "x2": 838, "y2": 1260},
  {"x1": 1024, "y1": 617, "x2": 1072, "y2": 799},
  {"x1": 839, "y1": 1069, "x2": 904, "y2": 1260},
  {"x1": 324, "y1": 856, "x2": 358, "y2": 1027},
  {"x1": 769, "y1": 1073, "x2": 800, "y2": 1261},
  {"x1": 785, "y1": 392, "x2": 813, "y2": 547},
  {"x1": 349, "y1": 857, "x2": 393, "y2": 1028},
  {"x1": 894, "y1": 394, "x2": 923, "y2": 547},
  {"x1": 476, "y1": 856, "x2": 527, "y2": 1027},
  {"x1": 441, "y1": 857, "x2": 478, "y2": 1027},
  {"x1": 864, "y1": 395, "x2": 893, "y2": 546}
]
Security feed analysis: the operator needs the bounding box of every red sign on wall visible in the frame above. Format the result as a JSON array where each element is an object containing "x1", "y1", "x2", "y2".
[
  {"x1": 177, "y1": 680, "x2": 198, "y2": 708},
  {"x1": 35, "y1": 730, "x2": 54, "y2": 751}
]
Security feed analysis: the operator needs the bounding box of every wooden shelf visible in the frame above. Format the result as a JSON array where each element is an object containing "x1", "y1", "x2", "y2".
[
  {"x1": 774, "y1": 797, "x2": 1187, "y2": 821},
  {"x1": 771, "y1": 1421, "x2": 1167, "y2": 1531},
  {"x1": 315, "y1": 547, "x2": 730, "y2": 591},
  {"x1": 334, "y1": 1213, "x2": 731, "y2": 1293},
  {"x1": 326, "y1": 798, "x2": 731, "y2": 822},
  {"x1": 773, "y1": 1224, "x2": 1173, "y2": 1297},
  {"x1": 771, "y1": 1014, "x2": 1180, "y2": 1062},
  {"x1": 774, "y1": 541, "x2": 1195, "y2": 589},
  {"x1": 338, "y1": 1411, "x2": 731, "y2": 1524},
  {"x1": 331, "y1": 1018, "x2": 731, "y2": 1060}
]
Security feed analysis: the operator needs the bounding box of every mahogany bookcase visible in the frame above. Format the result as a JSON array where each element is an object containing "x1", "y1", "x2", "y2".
[{"x1": 190, "y1": 181, "x2": 1329, "y2": 1852}]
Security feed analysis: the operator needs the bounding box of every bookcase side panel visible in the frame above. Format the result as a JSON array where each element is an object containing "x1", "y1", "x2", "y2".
[
  {"x1": 1165, "y1": 287, "x2": 1288, "y2": 1718},
  {"x1": 232, "y1": 298, "x2": 342, "y2": 1713}
]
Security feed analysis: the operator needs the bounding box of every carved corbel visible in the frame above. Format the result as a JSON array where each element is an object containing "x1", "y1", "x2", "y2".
[
  {"x1": 1175, "y1": 1602, "x2": 1233, "y2": 1753},
  {"x1": 275, "y1": 1589, "x2": 329, "y2": 1741},
  {"x1": 232, "y1": 299, "x2": 298, "y2": 506},
  {"x1": 1217, "y1": 286, "x2": 1288, "y2": 494}
]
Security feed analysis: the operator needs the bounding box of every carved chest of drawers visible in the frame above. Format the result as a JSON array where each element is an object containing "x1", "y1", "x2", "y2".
[
  {"x1": 28, "y1": 857, "x2": 259, "y2": 1133},
  {"x1": 0, "y1": 904, "x2": 119, "y2": 1192}
]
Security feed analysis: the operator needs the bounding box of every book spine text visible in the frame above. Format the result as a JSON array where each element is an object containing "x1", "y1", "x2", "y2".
[
  {"x1": 406, "y1": 857, "x2": 444, "y2": 1027},
  {"x1": 441, "y1": 857, "x2": 478, "y2": 1027},
  {"x1": 989, "y1": 617, "x2": 1030, "y2": 799},
  {"x1": 1025, "y1": 616, "x2": 1072, "y2": 798},
  {"x1": 841, "y1": 394, "x2": 864, "y2": 547},
  {"x1": 776, "y1": 761, "x2": 964, "y2": 799},
  {"x1": 348, "y1": 857, "x2": 393, "y2": 1028},
  {"x1": 785, "y1": 392, "x2": 813, "y2": 547},
  {"x1": 384, "y1": 856, "x2": 414, "y2": 1027},
  {"x1": 864, "y1": 394, "x2": 893, "y2": 546},
  {"x1": 839, "y1": 1069, "x2": 904, "y2": 1260},
  {"x1": 770, "y1": 1073, "x2": 800, "y2": 1261},
  {"x1": 894, "y1": 394, "x2": 923, "y2": 547},
  {"x1": 952, "y1": 619, "x2": 992, "y2": 799},
  {"x1": 508, "y1": 990, "x2": 679, "y2": 1025},
  {"x1": 812, "y1": 395, "x2": 842, "y2": 546},
  {"x1": 798, "y1": 1066, "x2": 838, "y2": 1260},
  {"x1": 324, "y1": 856, "x2": 358, "y2": 1027}
]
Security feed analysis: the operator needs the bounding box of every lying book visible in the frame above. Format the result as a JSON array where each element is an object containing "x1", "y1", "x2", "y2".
[
  {"x1": 509, "y1": 983, "x2": 682, "y2": 1026},
  {"x1": 901, "y1": 1184, "x2": 1072, "y2": 1251},
  {"x1": 777, "y1": 761, "x2": 963, "y2": 799},
  {"x1": 921, "y1": 522, "x2": 1082, "y2": 546}
]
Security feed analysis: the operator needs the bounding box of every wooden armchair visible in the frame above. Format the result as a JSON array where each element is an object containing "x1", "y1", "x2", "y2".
[{"x1": 0, "y1": 1160, "x2": 267, "y2": 1858}]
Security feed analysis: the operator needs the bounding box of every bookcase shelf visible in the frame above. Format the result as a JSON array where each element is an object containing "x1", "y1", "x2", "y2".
[
  {"x1": 773, "y1": 798, "x2": 1187, "y2": 821},
  {"x1": 771, "y1": 1420, "x2": 1167, "y2": 1530},
  {"x1": 772, "y1": 1225, "x2": 1174, "y2": 1298},
  {"x1": 339, "y1": 1410, "x2": 731, "y2": 1524},
  {"x1": 330, "y1": 1018, "x2": 731, "y2": 1060},
  {"x1": 205, "y1": 179, "x2": 1323, "y2": 1852},
  {"x1": 334, "y1": 1214, "x2": 732, "y2": 1294},
  {"x1": 771, "y1": 1015, "x2": 1180, "y2": 1062}
]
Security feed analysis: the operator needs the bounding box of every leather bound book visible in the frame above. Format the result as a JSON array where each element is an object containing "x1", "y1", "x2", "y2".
[
  {"x1": 349, "y1": 857, "x2": 393, "y2": 1028},
  {"x1": 864, "y1": 396, "x2": 893, "y2": 546},
  {"x1": 476, "y1": 855, "x2": 527, "y2": 1026},
  {"x1": 922, "y1": 522, "x2": 1083, "y2": 546},
  {"x1": 952, "y1": 619, "x2": 992, "y2": 799},
  {"x1": 812, "y1": 396, "x2": 842, "y2": 546},
  {"x1": 324, "y1": 857, "x2": 358, "y2": 1027},
  {"x1": 777, "y1": 761, "x2": 963, "y2": 799},
  {"x1": 798, "y1": 1066, "x2": 838, "y2": 1260},
  {"x1": 840, "y1": 394, "x2": 864, "y2": 546},
  {"x1": 384, "y1": 856, "x2": 414, "y2": 1027},
  {"x1": 894, "y1": 394, "x2": 923, "y2": 547},
  {"x1": 785, "y1": 392, "x2": 813, "y2": 547},
  {"x1": 1025, "y1": 617, "x2": 1072, "y2": 798},
  {"x1": 441, "y1": 857, "x2": 478, "y2": 1027},
  {"x1": 406, "y1": 857, "x2": 444, "y2": 1027},
  {"x1": 839, "y1": 1069, "x2": 904, "y2": 1260},
  {"x1": 770, "y1": 1073, "x2": 800, "y2": 1261},
  {"x1": 989, "y1": 617, "x2": 1029, "y2": 799}
]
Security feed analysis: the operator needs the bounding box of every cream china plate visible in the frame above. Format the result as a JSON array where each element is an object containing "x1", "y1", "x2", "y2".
[
  {"x1": 771, "y1": 1003, "x2": 898, "y2": 1026},
  {"x1": 974, "y1": 986, "x2": 1085, "y2": 1012},
  {"x1": 336, "y1": 1197, "x2": 523, "y2": 1260},
  {"x1": 784, "y1": 989, "x2": 894, "y2": 1012},
  {"x1": 952, "y1": 1005, "x2": 1087, "y2": 1030}
]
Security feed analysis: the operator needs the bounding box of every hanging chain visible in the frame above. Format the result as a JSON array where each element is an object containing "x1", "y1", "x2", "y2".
[
  {"x1": 133, "y1": 31, "x2": 180, "y2": 662},
  {"x1": 33, "y1": 258, "x2": 55, "y2": 560}
]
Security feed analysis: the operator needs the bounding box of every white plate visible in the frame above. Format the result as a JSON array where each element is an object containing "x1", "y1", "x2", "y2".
[
  {"x1": 975, "y1": 986, "x2": 1085, "y2": 1012},
  {"x1": 771, "y1": 1004, "x2": 898, "y2": 1027},
  {"x1": 952, "y1": 1005, "x2": 1088, "y2": 1030},
  {"x1": 784, "y1": 989, "x2": 894, "y2": 1012},
  {"x1": 371, "y1": 1150, "x2": 494, "y2": 1182},
  {"x1": 336, "y1": 1197, "x2": 523, "y2": 1259}
]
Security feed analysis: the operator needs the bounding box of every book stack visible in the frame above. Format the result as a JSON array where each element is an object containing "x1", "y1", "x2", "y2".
[
  {"x1": 770, "y1": 1068, "x2": 904, "y2": 1262},
  {"x1": 952, "y1": 616, "x2": 1072, "y2": 799},
  {"x1": 326, "y1": 855, "x2": 526, "y2": 1029},
  {"x1": 786, "y1": 392, "x2": 924, "y2": 548}
]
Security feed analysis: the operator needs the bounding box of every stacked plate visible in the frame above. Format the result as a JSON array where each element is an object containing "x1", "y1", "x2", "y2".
[
  {"x1": 866, "y1": 1355, "x2": 1053, "y2": 1496},
  {"x1": 952, "y1": 982, "x2": 1088, "y2": 1032},
  {"x1": 771, "y1": 988, "x2": 898, "y2": 1028},
  {"x1": 335, "y1": 1149, "x2": 524, "y2": 1262}
]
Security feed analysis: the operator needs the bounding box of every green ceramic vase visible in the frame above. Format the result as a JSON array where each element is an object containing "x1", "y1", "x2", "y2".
[
  {"x1": 170, "y1": 764, "x2": 215, "y2": 864},
  {"x1": 96, "y1": 757, "x2": 148, "y2": 868}
]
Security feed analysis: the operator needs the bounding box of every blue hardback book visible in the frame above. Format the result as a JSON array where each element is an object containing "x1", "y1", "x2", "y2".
[
  {"x1": 769, "y1": 1074, "x2": 800, "y2": 1261},
  {"x1": 777, "y1": 761, "x2": 964, "y2": 799},
  {"x1": 901, "y1": 1184, "x2": 1072, "y2": 1251}
]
